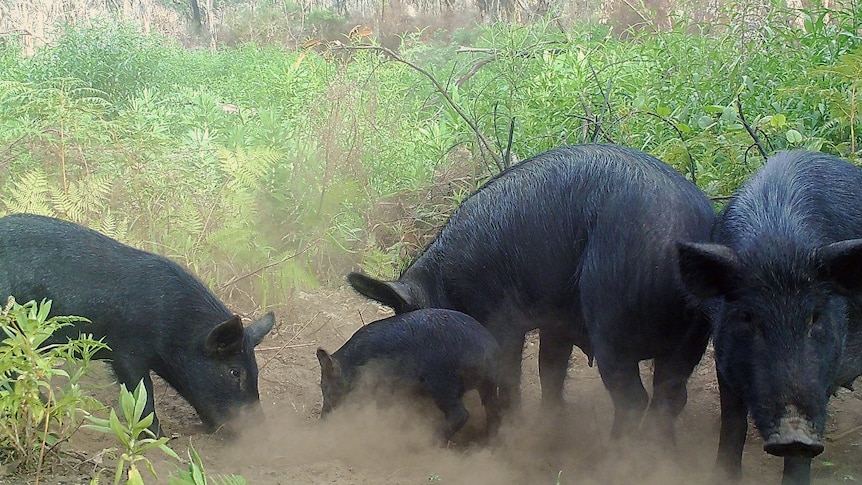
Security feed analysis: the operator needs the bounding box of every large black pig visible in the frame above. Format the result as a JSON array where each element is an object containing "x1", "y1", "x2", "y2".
[
  {"x1": 678, "y1": 150, "x2": 862, "y2": 485},
  {"x1": 348, "y1": 144, "x2": 715, "y2": 439},
  {"x1": 0, "y1": 213, "x2": 275, "y2": 436}
]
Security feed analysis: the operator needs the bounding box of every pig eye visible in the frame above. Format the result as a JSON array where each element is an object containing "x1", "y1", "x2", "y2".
[
  {"x1": 229, "y1": 368, "x2": 241, "y2": 378},
  {"x1": 739, "y1": 311, "x2": 753, "y2": 324}
]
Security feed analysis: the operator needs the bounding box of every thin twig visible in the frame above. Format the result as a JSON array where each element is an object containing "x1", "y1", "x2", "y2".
[
  {"x1": 736, "y1": 94, "x2": 768, "y2": 160},
  {"x1": 626, "y1": 109, "x2": 698, "y2": 185},
  {"x1": 503, "y1": 117, "x2": 516, "y2": 170},
  {"x1": 215, "y1": 238, "x2": 321, "y2": 290},
  {"x1": 256, "y1": 343, "x2": 315, "y2": 351},
  {"x1": 334, "y1": 44, "x2": 501, "y2": 168},
  {"x1": 827, "y1": 422, "x2": 862, "y2": 443},
  {"x1": 258, "y1": 312, "x2": 320, "y2": 373}
]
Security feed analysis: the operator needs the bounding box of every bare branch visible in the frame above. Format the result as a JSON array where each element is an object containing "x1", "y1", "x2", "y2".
[
  {"x1": 215, "y1": 238, "x2": 321, "y2": 290},
  {"x1": 335, "y1": 44, "x2": 501, "y2": 168},
  {"x1": 736, "y1": 94, "x2": 768, "y2": 161}
]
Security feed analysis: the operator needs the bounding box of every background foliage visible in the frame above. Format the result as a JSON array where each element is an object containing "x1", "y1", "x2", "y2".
[{"x1": 0, "y1": 0, "x2": 860, "y2": 307}]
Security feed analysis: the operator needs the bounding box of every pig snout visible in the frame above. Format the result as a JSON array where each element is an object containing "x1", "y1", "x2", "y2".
[{"x1": 763, "y1": 407, "x2": 824, "y2": 458}]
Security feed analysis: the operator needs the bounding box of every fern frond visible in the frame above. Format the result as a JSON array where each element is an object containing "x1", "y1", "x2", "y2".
[
  {"x1": 219, "y1": 146, "x2": 281, "y2": 192},
  {"x1": 51, "y1": 174, "x2": 114, "y2": 223},
  {"x1": 4, "y1": 169, "x2": 53, "y2": 216}
]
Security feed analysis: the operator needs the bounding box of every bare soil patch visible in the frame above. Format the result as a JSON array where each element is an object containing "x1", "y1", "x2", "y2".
[{"x1": 6, "y1": 288, "x2": 862, "y2": 484}]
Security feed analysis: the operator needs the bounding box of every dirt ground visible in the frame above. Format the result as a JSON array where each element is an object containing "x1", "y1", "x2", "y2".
[{"x1": 9, "y1": 287, "x2": 862, "y2": 484}]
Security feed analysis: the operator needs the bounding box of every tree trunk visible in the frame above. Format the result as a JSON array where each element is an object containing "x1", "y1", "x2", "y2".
[{"x1": 189, "y1": 0, "x2": 202, "y2": 33}]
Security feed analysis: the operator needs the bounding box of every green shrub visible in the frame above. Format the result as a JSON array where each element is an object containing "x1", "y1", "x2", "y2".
[
  {"x1": 26, "y1": 20, "x2": 179, "y2": 109},
  {"x1": 0, "y1": 297, "x2": 107, "y2": 474}
]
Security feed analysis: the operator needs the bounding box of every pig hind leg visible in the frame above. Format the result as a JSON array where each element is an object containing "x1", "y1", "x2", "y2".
[
  {"x1": 648, "y1": 324, "x2": 710, "y2": 443},
  {"x1": 478, "y1": 376, "x2": 501, "y2": 437},
  {"x1": 423, "y1": 375, "x2": 469, "y2": 443},
  {"x1": 485, "y1": 325, "x2": 526, "y2": 412},
  {"x1": 539, "y1": 328, "x2": 574, "y2": 407},
  {"x1": 595, "y1": 354, "x2": 649, "y2": 439},
  {"x1": 583, "y1": 297, "x2": 649, "y2": 439}
]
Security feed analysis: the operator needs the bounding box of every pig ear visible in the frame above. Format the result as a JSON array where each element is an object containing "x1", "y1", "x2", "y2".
[
  {"x1": 347, "y1": 272, "x2": 418, "y2": 313},
  {"x1": 817, "y1": 239, "x2": 862, "y2": 291},
  {"x1": 206, "y1": 316, "x2": 244, "y2": 356},
  {"x1": 246, "y1": 312, "x2": 275, "y2": 347},
  {"x1": 316, "y1": 348, "x2": 340, "y2": 378},
  {"x1": 677, "y1": 241, "x2": 742, "y2": 299}
]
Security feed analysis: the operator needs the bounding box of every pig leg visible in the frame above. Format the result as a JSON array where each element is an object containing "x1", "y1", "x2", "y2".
[
  {"x1": 649, "y1": 313, "x2": 711, "y2": 440},
  {"x1": 112, "y1": 360, "x2": 161, "y2": 437},
  {"x1": 478, "y1": 377, "x2": 501, "y2": 437},
  {"x1": 487, "y1": 326, "x2": 526, "y2": 412},
  {"x1": 649, "y1": 345, "x2": 708, "y2": 441},
  {"x1": 781, "y1": 457, "x2": 811, "y2": 485},
  {"x1": 426, "y1": 378, "x2": 470, "y2": 443},
  {"x1": 538, "y1": 329, "x2": 573, "y2": 407},
  {"x1": 596, "y1": 355, "x2": 649, "y2": 439},
  {"x1": 713, "y1": 373, "x2": 747, "y2": 482}
]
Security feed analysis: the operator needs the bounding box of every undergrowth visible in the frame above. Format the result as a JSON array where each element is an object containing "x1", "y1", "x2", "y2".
[{"x1": 0, "y1": 0, "x2": 860, "y2": 296}]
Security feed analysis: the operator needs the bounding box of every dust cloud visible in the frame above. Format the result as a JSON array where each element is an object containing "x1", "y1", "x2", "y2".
[
  {"x1": 58, "y1": 288, "x2": 803, "y2": 485},
  {"x1": 141, "y1": 289, "x2": 736, "y2": 485},
  {"x1": 202, "y1": 384, "x2": 722, "y2": 485}
]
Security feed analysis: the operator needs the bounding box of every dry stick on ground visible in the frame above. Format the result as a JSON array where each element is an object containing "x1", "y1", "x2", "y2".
[
  {"x1": 736, "y1": 94, "x2": 769, "y2": 161},
  {"x1": 333, "y1": 44, "x2": 501, "y2": 170},
  {"x1": 828, "y1": 422, "x2": 862, "y2": 443}
]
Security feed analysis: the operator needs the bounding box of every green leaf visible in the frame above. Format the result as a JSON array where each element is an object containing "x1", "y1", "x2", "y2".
[
  {"x1": 109, "y1": 410, "x2": 130, "y2": 448},
  {"x1": 769, "y1": 114, "x2": 786, "y2": 128},
  {"x1": 159, "y1": 443, "x2": 181, "y2": 461},
  {"x1": 786, "y1": 129, "x2": 804, "y2": 143},
  {"x1": 127, "y1": 465, "x2": 146, "y2": 485},
  {"x1": 697, "y1": 116, "x2": 714, "y2": 129}
]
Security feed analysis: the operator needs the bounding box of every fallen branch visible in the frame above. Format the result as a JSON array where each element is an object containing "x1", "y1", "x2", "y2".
[
  {"x1": 257, "y1": 342, "x2": 315, "y2": 351},
  {"x1": 827, "y1": 422, "x2": 862, "y2": 443},
  {"x1": 258, "y1": 312, "x2": 320, "y2": 373}
]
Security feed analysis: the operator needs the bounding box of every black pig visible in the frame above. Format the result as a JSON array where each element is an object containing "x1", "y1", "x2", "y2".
[
  {"x1": 0, "y1": 213, "x2": 275, "y2": 436},
  {"x1": 348, "y1": 144, "x2": 714, "y2": 439},
  {"x1": 678, "y1": 151, "x2": 862, "y2": 485},
  {"x1": 316, "y1": 309, "x2": 501, "y2": 442}
]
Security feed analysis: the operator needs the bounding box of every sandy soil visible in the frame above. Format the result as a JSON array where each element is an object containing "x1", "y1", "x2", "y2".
[{"x1": 7, "y1": 287, "x2": 862, "y2": 484}]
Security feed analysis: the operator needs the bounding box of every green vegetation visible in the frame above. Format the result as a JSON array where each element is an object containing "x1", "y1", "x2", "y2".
[
  {"x1": 0, "y1": 298, "x2": 106, "y2": 475},
  {"x1": 169, "y1": 444, "x2": 247, "y2": 485},
  {"x1": 85, "y1": 381, "x2": 248, "y2": 485},
  {"x1": 0, "y1": 0, "x2": 860, "y2": 295},
  {"x1": 84, "y1": 381, "x2": 179, "y2": 485},
  {"x1": 0, "y1": 2, "x2": 861, "y2": 482}
]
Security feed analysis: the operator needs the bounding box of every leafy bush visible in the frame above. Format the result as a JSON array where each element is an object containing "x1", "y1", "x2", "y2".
[
  {"x1": 27, "y1": 20, "x2": 179, "y2": 109},
  {"x1": 0, "y1": 298, "x2": 107, "y2": 473},
  {"x1": 2, "y1": 1, "x2": 862, "y2": 294}
]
